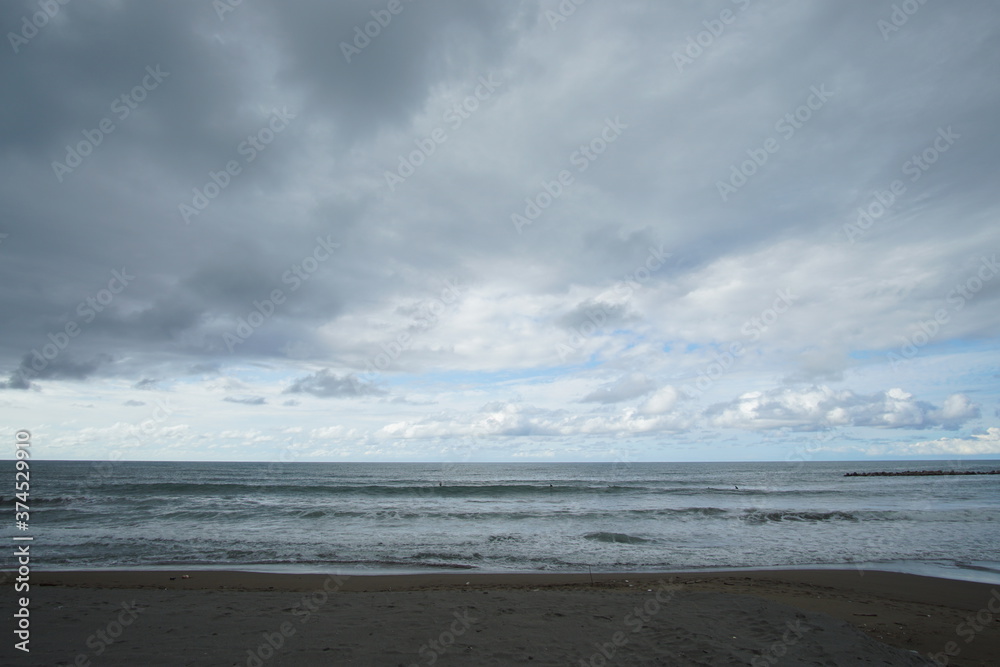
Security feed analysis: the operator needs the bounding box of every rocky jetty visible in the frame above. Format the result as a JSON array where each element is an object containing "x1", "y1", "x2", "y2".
[{"x1": 844, "y1": 470, "x2": 1000, "y2": 477}]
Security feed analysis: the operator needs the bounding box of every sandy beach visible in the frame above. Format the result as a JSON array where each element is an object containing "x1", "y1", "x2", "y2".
[{"x1": 2, "y1": 568, "x2": 996, "y2": 666}]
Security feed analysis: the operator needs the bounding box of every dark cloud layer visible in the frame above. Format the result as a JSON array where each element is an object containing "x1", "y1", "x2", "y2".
[{"x1": 2, "y1": 0, "x2": 998, "y2": 459}]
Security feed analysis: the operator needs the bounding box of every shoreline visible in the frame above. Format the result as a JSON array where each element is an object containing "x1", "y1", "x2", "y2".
[
  {"x1": 22, "y1": 566, "x2": 1000, "y2": 599},
  {"x1": 18, "y1": 557, "x2": 1000, "y2": 584}
]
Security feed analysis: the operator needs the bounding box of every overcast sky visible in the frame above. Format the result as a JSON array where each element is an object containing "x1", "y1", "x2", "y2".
[{"x1": 2, "y1": 0, "x2": 999, "y2": 462}]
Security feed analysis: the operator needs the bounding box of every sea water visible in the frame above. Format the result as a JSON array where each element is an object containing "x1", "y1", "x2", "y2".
[{"x1": 8, "y1": 460, "x2": 1000, "y2": 582}]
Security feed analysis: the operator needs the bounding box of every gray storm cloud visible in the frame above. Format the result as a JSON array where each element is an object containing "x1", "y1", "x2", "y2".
[{"x1": 2, "y1": 0, "x2": 998, "y2": 459}]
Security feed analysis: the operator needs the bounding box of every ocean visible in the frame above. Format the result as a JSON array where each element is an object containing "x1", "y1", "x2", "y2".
[{"x1": 8, "y1": 460, "x2": 1000, "y2": 582}]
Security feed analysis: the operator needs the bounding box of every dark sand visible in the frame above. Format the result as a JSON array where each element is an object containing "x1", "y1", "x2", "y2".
[{"x1": 3, "y1": 569, "x2": 998, "y2": 665}]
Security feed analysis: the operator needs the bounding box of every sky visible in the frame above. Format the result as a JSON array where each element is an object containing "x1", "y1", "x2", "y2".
[{"x1": 2, "y1": 0, "x2": 999, "y2": 463}]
